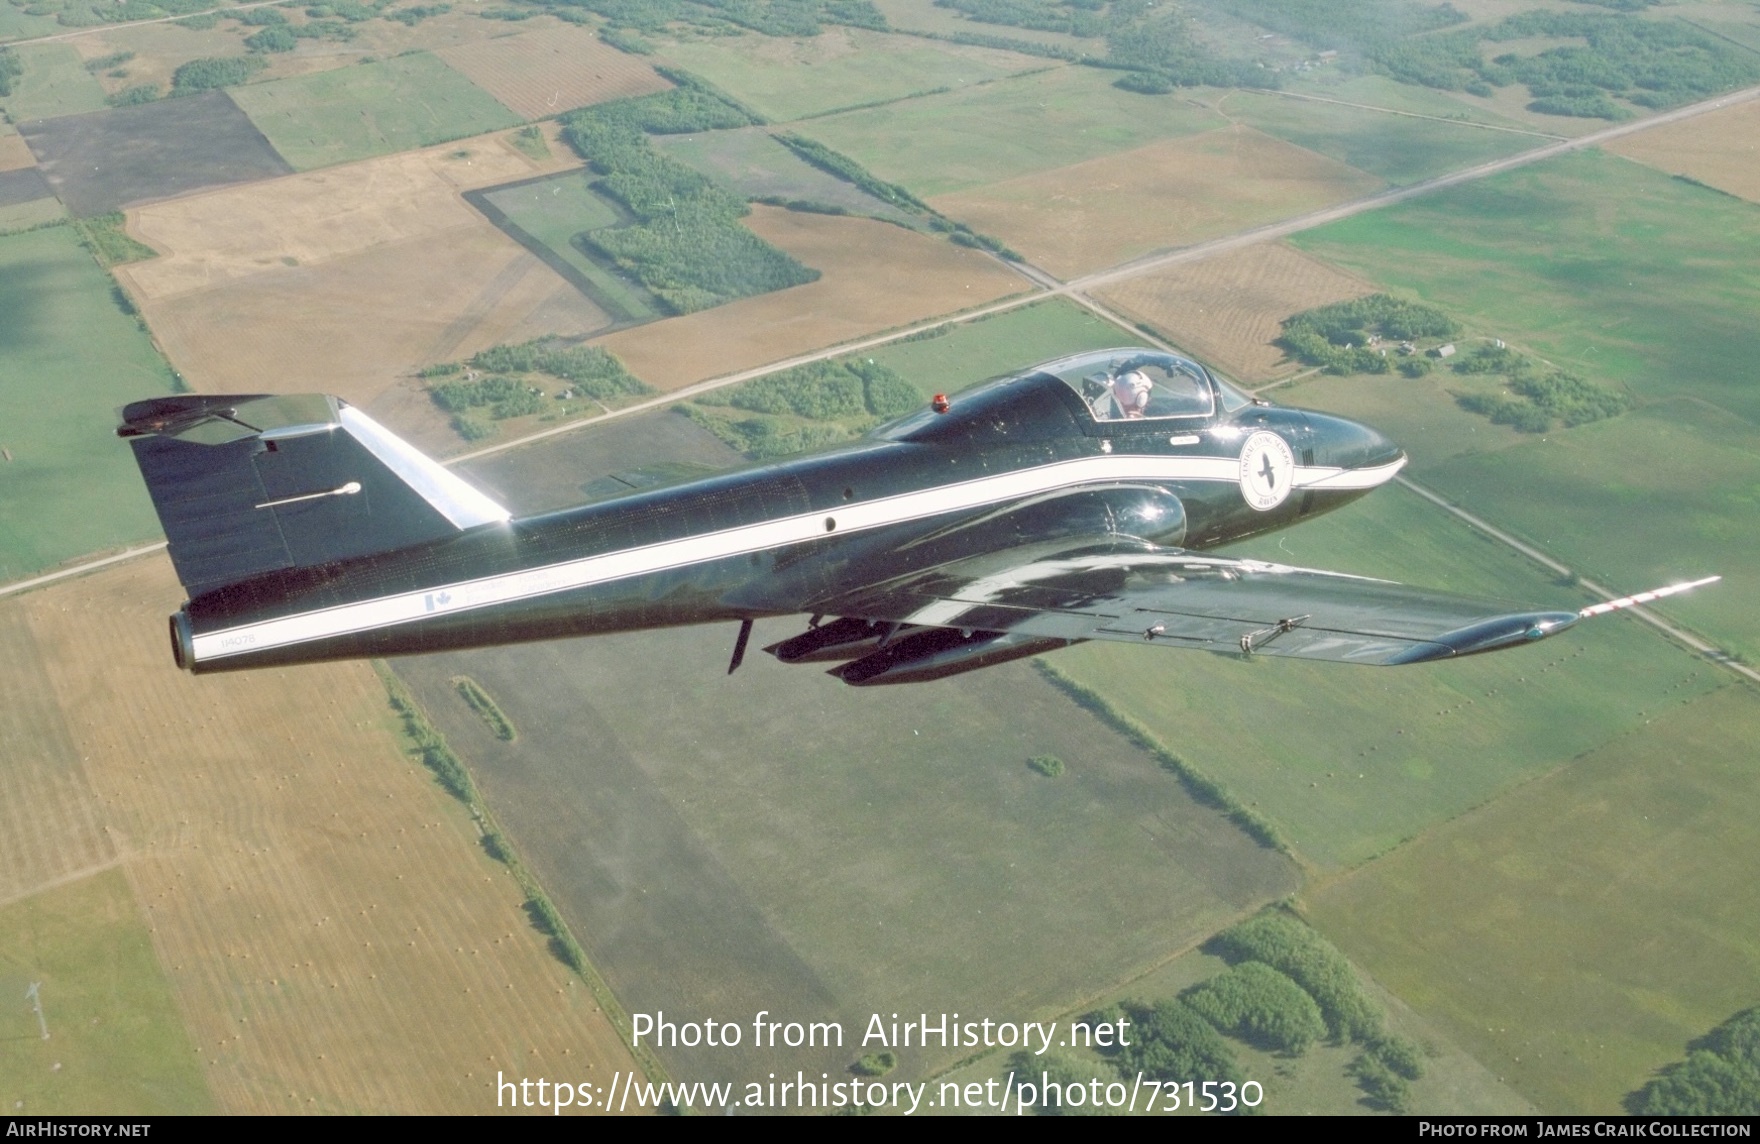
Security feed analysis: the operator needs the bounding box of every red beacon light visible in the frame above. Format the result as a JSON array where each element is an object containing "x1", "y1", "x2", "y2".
[{"x1": 931, "y1": 393, "x2": 950, "y2": 414}]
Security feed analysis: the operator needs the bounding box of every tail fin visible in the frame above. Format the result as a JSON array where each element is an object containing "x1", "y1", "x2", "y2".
[{"x1": 118, "y1": 394, "x2": 509, "y2": 598}]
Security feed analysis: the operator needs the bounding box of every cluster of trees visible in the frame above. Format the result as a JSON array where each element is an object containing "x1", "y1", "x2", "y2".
[
  {"x1": 1210, "y1": 910, "x2": 1385, "y2": 1044},
  {"x1": 170, "y1": 55, "x2": 266, "y2": 94},
  {"x1": 26, "y1": 0, "x2": 221, "y2": 31},
  {"x1": 1451, "y1": 344, "x2": 1632, "y2": 432},
  {"x1": 424, "y1": 339, "x2": 647, "y2": 438},
  {"x1": 1278, "y1": 294, "x2": 1460, "y2": 375},
  {"x1": 0, "y1": 48, "x2": 23, "y2": 98},
  {"x1": 1182, "y1": 962, "x2": 1326, "y2": 1055},
  {"x1": 1027, "y1": 754, "x2": 1066, "y2": 777},
  {"x1": 935, "y1": 0, "x2": 1107, "y2": 39},
  {"x1": 453, "y1": 676, "x2": 516, "y2": 741},
  {"x1": 562, "y1": 79, "x2": 821, "y2": 314},
  {"x1": 1628, "y1": 1007, "x2": 1760, "y2": 1115},
  {"x1": 684, "y1": 357, "x2": 922, "y2": 459},
  {"x1": 1210, "y1": 0, "x2": 1468, "y2": 57},
  {"x1": 529, "y1": 0, "x2": 883, "y2": 37},
  {"x1": 1366, "y1": 11, "x2": 1760, "y2": 118}
]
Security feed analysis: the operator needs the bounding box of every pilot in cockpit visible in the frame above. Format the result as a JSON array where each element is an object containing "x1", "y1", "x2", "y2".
[{"x1": 1081, "y1": 362, "x2": 1154, "y2": 420}]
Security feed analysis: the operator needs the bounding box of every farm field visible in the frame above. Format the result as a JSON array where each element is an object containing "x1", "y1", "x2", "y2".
[
  {"x1": 797, "y1": 66, "x2": 1227, "y2": 197},
  {"x1": 1419, "y1": 400, "x2": 1760, "y2": 665},
  {"x1": 434, "y1": 23, "x2": 671, "y2": 120},
  {"x1": 392, "y1": 617, "x2": 1300, "y2": 1085},
  {"x1": 859, "y1": 297, "x2": 1139, "y2": 396},
  {"x1": 653, "y1": 126, "x2": 917, "y2": 226},
  {"x1": 1270, "y1": 365, "x2": 1534, "y2": 471},
  {"x1": 1281, "y1": 72, "x2": 1551, "y2": 133},
  {"x1": 0, "y1": 195, "x2": 61, "y2": 231},
  {"x1": 65, "y1": 17, "x2": 248, "y2": 100},
  {"x1": 0, "y1": 4, "x2": 60, "y2": 41},
  {"x1": 1096, "y1": 241, "x2": 1375, "y2": 383},
  {"x1": 1221, "y1": 90, "x2": 1541, "y2": 185},
  {"x1": 0, "y1": 225, "x2": 175, "y2": 580},
  {"x1": 1290, "y1": 150, "x2": 1760, "y2": 424},
  {"x1": 0, "y1": 131, "x2": 36, "y2": 172},
  {"x1": 0, "y1": 42, "x2": 106, "y2": 122},
  {"x1": 228, "y1": 52, "x2": 522, "y2": 172},
  {"x1": 0, "y1": 869, "x2": 211, "y2": 1114},
  {"x1": 1052, "y1": 481, "x2": 1720, "y2": 871},
  {"x1": 15, "y1": 557, "x2": 646, "y2": 1114},
  {"x1": 930, "y1": 126, "x2": 1379, "y2": 280},
  {"x1": 473, "y1": 171, "x2": 662, "y2": 324},
  {"x1": 657, "y1": 27, "x2": 1048, "y2": 123},
  {"x1": 118, "y1": 133, "x2": 604, "y2": 406},
  {"x1": 0, "y1": 164, "x2": 50, "y2": 207},
  {"x1": 595, "y1": 204, "x2": 1027, "y2": 389},
  {"x1": 1604, "y1": 97, "x2": 1760, "y2": 204},
  {"x1": 1307, "y1": 684, "x2": 1760, "y2": 1113},
  {"x1": 22, "y1": 92, "x2": 293, "y2": 218}
]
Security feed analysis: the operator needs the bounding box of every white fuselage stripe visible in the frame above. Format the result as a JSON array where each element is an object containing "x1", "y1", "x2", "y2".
[{"x1": 190, "y1": 452, "x2": 1405, "y2": 662}]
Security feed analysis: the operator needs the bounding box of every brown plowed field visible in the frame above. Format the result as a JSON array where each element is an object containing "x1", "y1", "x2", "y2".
[
  {"x1": 1097, "y1": 241, "x2": 1376, "y2": 383},
  {"x1": 596, "y1": 204, "x2": 1029, "y2": 389},
  {"x1": 0, "y1": 133, "x2": 37, "y2": 174},
  {"x1": 1603, "y1": 99, "x2": 1760, "y2": 204},
  {"x1": 436, "y1": 24, "x2": 671, "y2": 120},
  {"x1": 18, "y1": 557, "x2": 644, "y2": 1113},
  {"x1": 116, "y1": 132, "x2": 605, "y2": 407},
  {"x1": 928, "y1": 126, "x2": 1381, "y2": 280}
]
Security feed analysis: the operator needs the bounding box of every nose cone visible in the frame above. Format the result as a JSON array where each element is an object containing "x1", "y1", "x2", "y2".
[{"x1": 1308, "y1": 412, "x2": 1405, "y2": 471}]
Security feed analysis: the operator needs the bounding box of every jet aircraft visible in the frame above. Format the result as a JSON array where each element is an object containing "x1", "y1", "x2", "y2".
[{"x1": 118, "y1": 348, "x2": 1714, "y2": 685}]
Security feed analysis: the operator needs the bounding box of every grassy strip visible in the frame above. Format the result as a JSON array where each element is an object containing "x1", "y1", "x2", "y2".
[
  {"x1": 372, "y1": 662, "x2": 669, "y2": 1086},
  {"x1": 1034, "y1": 659, "x2": 1288, "y2": 855},
  {"x1": 70, "y1": 213, "x2": 155, "y2": 268},
  {"x1": 452, "y1": 675, "x2": 516, "y2": 741}
]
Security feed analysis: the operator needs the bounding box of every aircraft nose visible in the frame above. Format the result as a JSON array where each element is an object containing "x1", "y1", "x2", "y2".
[{"x1": 1308, "y1": 412, "x2": 1405, "y2": 472}]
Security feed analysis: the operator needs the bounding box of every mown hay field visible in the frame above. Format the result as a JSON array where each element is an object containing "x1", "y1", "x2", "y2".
[
  {"x1": 0, "y1": 225, "x2": 175, "y2": 580},
  {"x1": 118, "y1": 133, "x2": 606, "y2": 406},
  {"x1": 67, "y1": 18, "x2": 249, "y2": 100},
  {"x1": 435, "y1": 23, "x2": 671, "y2": 120},
  {"x1": 653, "y1": 126, "x2": 917, "y2": 225},
  {"x1": 1603, "y1": 97, "x2": 1760, "y2": 204},
  {"x1": 792, "y1": 66, "x2": 1227, "y2": 197},
  {"x1": 1053, "y1": 480, "x2": 1721, "y2": 871},
  {"x1": 0, "y1": 132, "x2": 37, "y2": 173},
  {"x1": 14, "y1": 557, "x2": 644, "y2": 1113},
  {"x1": 1308, "y1": 684, "x2": 1760, "y2": 1113},
  {"x1": 229, "y1": 52, "x2": 522, "y2": 172},
  {"x1": 595, "y1": 205, "x2": 1028, "y2": 389},
  {"x1": 928, "y1": 126, "x2": 1379, "y2": 280},
  {"x1": 1097, "y1": 241, "x2": 1375, "y2": 383},
  {"x1": 656, "y1": 26, "x2": 1047, "y2": 123}
]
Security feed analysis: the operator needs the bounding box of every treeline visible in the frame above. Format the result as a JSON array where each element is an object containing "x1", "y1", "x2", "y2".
[
  {"x1": 0, "y1": 47, "x2": 22, "y2": 98},
  {"x1": 683, "y1": 357, "x2": 921, "y2": 459},
  {"x1": 1450, "y1": 344, "x2": 1632, "y2": 433},
  {"x1": 561, "y1": 78, "x2": 821, "y2": 314},
  {"x1": 170, "y1": 56, "x2": 266, "y2": 94},
  {"x1": 774, "y1": 133, "x2": 1020, "y2": 258},
  {"x1": 1628, "y1": 1007, "x2": 1760, "y2": 1115},
  {"x1": 1209, "y1": 0, "x2": 1468, "y2": 57},
  {"x1": 1060, "y1": 910, "x2": 1425, "y2": 1114},
  {"x1": 1368, "y1": 11, "x2": 1760, "y2": 117},
  {"x1": 21, "y1": 0, "x2": 223, "y2": 31},
  {"x1": 1278, "y1": 294, "x2": 1460, "y2": 375}
]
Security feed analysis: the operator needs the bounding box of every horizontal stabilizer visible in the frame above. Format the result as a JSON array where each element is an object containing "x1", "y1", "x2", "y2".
[{"x1": 119, "y1": 394, "x2": 509, "y2": 598}]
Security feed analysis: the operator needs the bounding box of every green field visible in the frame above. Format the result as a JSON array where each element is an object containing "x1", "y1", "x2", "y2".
[
  {"x1": 657, "y1": 28, "x2": 1048, "y2": 123},
  {"x1": 653, "y1": 126, "x2": 917, "y2": 225},
  {"x1": 0, "y1": 225, "x2": 176, "y2": 580},
  {"x1": 1421, "y1": 401, "x2": 1760, "y2": 664},
  {"x1": 0, "y1": 42, "x2": 107, "y2": 122},
  {"x1": 1280, "y1": 73, "x2": 1551, "y2": 134},
  {"x1": 477, "y1": 172, "x2": 660, "y2": 323},
  {"x1": 0, "y1": 195, "x2": 64, "y2": 233},
  {"x1": 0, "y1": 869, "x2": 212, "y2": 1114},
  {"x1": 857, "y1": 297, "x2": 1145, "y2": 394},
  {"x1": 1272, "y1": 368, "x2": 1536, "y2": 476},
  {"x1": 798, "y1": 66, "x2": 1228, "y2": 197},
  {"x1": 1051, "y1": 481, "x2": 1720, "y2": 870},
  {"x1": 1224, "y1": 89, "x2": 1541, "y2": 186},
  {"x1": 0, "y1": 6, "x2": 62, "y2": 41},
  {"x1": 1291, "y1": 150, "x2": 1760, "y2": 423},
  {"x1": 1308, "y1": 684, "x2": 1760, "y2": 1113},
  {"x1": 229, "y1": 53, "x2": 522, "y2": 171}
]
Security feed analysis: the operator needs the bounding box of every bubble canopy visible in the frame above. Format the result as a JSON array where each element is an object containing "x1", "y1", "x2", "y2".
[{"x1": 1045, "y1": 348, "x2": 1239, "y2": 422}]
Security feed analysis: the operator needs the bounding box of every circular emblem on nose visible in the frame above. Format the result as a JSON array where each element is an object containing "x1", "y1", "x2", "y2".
[{"x1": 1238, "y1": 430, "x2": 1295, "y2": 511}]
